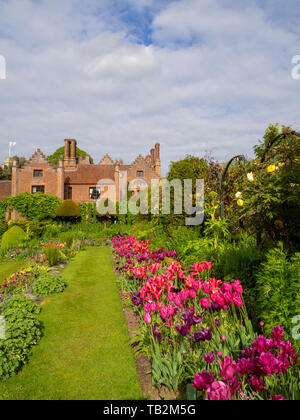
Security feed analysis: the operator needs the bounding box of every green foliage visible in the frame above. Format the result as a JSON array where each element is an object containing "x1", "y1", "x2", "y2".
[
  {"x1": 0, "y1": 158, "x2": 26, "y2": 181},
  {"x1": 0, "y1": 192, "x2": 62, "y2": 221},
  {"x1": 0, "y1": 220, "x2": 8, "y2": 237},
  {"x1": 254, "y1": 123, "x2": 280, "y2": 159},
  {"x1": 58, "y1": 232, "x2": 75, "y2": 248},
  {"x1": 237, "y1": 125, "x2": 300, "y2": 249},
  {"x1": 48, "y1": 146, "x2": 94, "y2": 165},
  {"x1": 32, "y1": 273, "x2": 67, "y2": 297},
  {"x1": 0, "y1": 298, "x2": 42, "y2": 380},
  {"x1": 56, "y1": 200, "x2": 81, "y2": 218},
  {"x1": 4, "y1": 295, "x2": 41, "y2": 315},
  {"x1": 181, "y1": 236, "x2": 264, "y2": 288},
  {"x1": 78, "y1": 202, "x2": 99, "y2": 223},
  {"x1": 256, "y1": 249, "x2": 300, "y2": 347},
  {"x1": 0, "y1": 166, "x2": 12, "y2": 180},
  {"x1": 166, "y1": 155, "x2": 221, "y2": 225},
  {"x1": 8, "y1": 220, "x2": 53, "y2": 239},
  {"x1": 1, "y1": 226, "x2": 27, "y2": 254},
  {"x1": 44, "y1": 246, "x2": 60, "y2": 266},
  {"x1": 152, "y1": 344, "x2": 184, "y2": 391},
  {"x1": 168, "y1": 156, "x2": 217, "y2": 191},
  {"x1": 166, "y1": 225, "x2": 200, "y2": 255},
  {"x1": 180, "y1": 235, "x2": 265, "y2": 320},
  {"x1": 42, "y1": 223, "x2": 62, "y2": 239}
]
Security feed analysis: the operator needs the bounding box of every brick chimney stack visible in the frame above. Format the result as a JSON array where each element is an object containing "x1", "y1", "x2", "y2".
[
  {"x1": 64, "y1": 139, "x2": 70, "y2": 160},
  {"x1": 150, "y1": 148, "x2": 155, "y2": 167},
  {"x1": 11, "y1": 156, "x2": 19, "y2": 196},
  {"x1": 154, "y1": 142, "x2": 161, "y2": 177},
  {"x1": 64, "y1": 139, "x2": 77, "y2": 170},
  {"x1": 57, "y1": 156, "x2": 65, "y2": 199},
  {"x1": 70, "y1": 139, "x2": 77, "y2": 160}
]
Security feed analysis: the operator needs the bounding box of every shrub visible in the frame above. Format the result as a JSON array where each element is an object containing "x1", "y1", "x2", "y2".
[
  {"x1": 56, "y1": 200, "x2": 81, "y2": 219},
  {"x1": 0, "y1": 220, "x2": 8, "y2": 238},
  {"x1": 0, "y1": 298, "x2": 42, "y2": 380},
  {"x1": 58, "y1": 232, "x2": 75, "y2": 248},
  {"x1": 256, "y1": 248, "x2": 300, "y2": 347},
  {"x1": 9, "y1": 220, "x2": 51, "y2": 239},
  {"x1": 32, "y1": 273, "x2": 66, "y2": 297},
  {"x1": 215, "y1": 239, "x2": 265, "y2": 290},
  {"x1": 43, "y1": 223, "x2": 62, "y2": 239},
  {"x1": 4, "y1": 295, "x2": 41, "y2": 315},
  {"x1": 44, "y1": 245, "x2": 60, "y2": 266},
  {"x1": 0, "y1": 226, "x2": 27, "y2": 254}
]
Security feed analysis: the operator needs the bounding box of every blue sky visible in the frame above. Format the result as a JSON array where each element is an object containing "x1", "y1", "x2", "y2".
[{"x1": 0, "y1": 0, "x2": 299, "y2": 175}]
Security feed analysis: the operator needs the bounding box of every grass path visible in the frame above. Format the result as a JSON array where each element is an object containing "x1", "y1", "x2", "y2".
[
  {"x1": 0, "y1": 247, "x2": 142, "y2": 400},
  {"x1": 0, "y1": 259, "x2": 28, "y2": 284}
]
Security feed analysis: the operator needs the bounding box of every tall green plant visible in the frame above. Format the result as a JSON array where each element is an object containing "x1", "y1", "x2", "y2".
[{"x1": 256, "y1": 248, "x2": 300, "y2": 348}]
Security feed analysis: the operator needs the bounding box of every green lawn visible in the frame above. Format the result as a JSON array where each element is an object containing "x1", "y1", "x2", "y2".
[
  {"x1": 0, "y1": 259, "x2": 28, "y2": 284},
  {"x1": 0, "y1": 247, "x2": 142, "y2": 400}
]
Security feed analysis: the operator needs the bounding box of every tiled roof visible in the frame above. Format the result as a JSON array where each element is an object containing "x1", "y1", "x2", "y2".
[{"x1": 64, "y1": 165, "x2": 115, "y2": 184}]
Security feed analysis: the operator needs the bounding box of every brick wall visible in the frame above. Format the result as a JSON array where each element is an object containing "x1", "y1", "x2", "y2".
[
  {"x1": 18, "y1": 163, "x2": 59, "y2": 196},
  {"x1": 0, "y1": 181, "x2": 12, "y2": 201}
]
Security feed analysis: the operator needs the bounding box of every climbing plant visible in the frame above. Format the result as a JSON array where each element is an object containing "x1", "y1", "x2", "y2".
[
  {"x1": 48, "y1": 147, "x2": 94, "y2": 165},
  {"x1": 0, "y1": 192, "x2": 62, "y2": 221}
]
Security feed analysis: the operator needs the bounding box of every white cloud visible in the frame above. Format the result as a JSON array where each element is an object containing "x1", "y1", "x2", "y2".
[
  {"x1": 0, "y1": 0, "x2": 299, "y2": 176},
  {"x1": 85, "y1": 42, "x2": 160, "y2": 81}
]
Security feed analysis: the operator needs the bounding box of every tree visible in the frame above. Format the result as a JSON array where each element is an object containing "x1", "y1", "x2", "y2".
[
  {"x1": 0, "y1": 157, "x2": 26, "y2": 180},
  {"x1": 48, "y1": 147, "x2": 94, "y2": 165},
  {"x1": 236, "y1": 125, "x2": 300, "y2": 250},
  {"x1": 166, "y1": 155, "x2": 221, "y2": 225}
]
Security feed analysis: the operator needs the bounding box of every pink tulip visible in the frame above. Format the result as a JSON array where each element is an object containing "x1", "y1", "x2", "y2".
[
  {"x1": 143, "y1": 312, "x2": 152, "y2": 324},
  {"x1": 206, "y1": 381, "x2": 229, "y2": 400},
  {"x1": 218, "y1": 356, "x2": 237, "y2": 380},
  {"x1": 167, "y1": 292, "x2": 174, "y2": 302},
  {"x1": 149, "y1": 302, "x2": 157, "y2": 312},
  {"x1": 233, "y1": 294, "x2": 243, "y2": 307},
  {"x1": 200, "y1": 297, "x2": 211, "y2": 309},
  {"x1": 192, "y1": 280, "x2": 201, "y2": 290},
  {"x1": 189, "y1": 289, "x2": 196, "y2": 299}
]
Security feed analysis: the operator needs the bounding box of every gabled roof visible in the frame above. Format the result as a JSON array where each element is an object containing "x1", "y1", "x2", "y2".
[
  {"x1": 99, "y1": 154, "x2": 114, "y2": 165},
  {"x1": 22, "y1": 149, "x2": 56, "y2": 169},
  {"x1": 130, "y1": 154, "x2": 146, "y2": 168}
]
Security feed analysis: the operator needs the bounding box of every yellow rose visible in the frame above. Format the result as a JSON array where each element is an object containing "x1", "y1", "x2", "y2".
[
  {"x1": 247, "y1": 172, "x2": 254, "y2": 182},
  {"x1": 237, "y1": 199, "x2": 244, "y2": 207},
  {"x1": 267, "y1": 165, "x2": 276, "y2": 173}
]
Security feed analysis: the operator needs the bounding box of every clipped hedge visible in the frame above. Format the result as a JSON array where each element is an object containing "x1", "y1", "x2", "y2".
[
  {"x1": 1, "y1": 226, "x2": 27, "y2": 253},
  {"x1": 56, "y1": 200, "x2": 81, "y2": 218}
]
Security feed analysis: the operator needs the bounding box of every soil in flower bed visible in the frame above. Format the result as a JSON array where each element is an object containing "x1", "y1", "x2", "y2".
[{"x1": 119, "y1": 291, "x2": 178, "y2": 400}]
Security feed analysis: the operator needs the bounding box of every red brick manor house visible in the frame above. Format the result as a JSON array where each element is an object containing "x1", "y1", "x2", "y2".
[{"x1": 0, "y1": 139, "x2": 161, "y2": 203}]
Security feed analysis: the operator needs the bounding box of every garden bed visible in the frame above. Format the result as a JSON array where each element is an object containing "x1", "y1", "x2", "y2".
[{"x1": 111, "y1": 234, "x2": 300, "y2": 401}]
